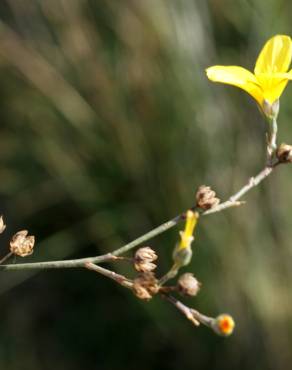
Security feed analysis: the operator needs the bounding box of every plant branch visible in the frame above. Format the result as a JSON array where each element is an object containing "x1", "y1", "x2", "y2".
[
  {"x1": 162, "y1": 294, "x2": 213, "y2": 327},
  {"x1": 203, "y1": 163, "x2": 276, "y2": 216},
  {"x1": 0, "y1": 160, "x2": 281, "y2": 272},
  {"x1": 0, "y1": 252, "x2": 13, "y2": 265},
  {"x1": 84, "y1": 262, "x2": 133, "y2": 289}
]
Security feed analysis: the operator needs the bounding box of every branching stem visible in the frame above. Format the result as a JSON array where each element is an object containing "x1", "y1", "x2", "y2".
[
  {"x1": 85, "y1": 262, "x2": 133, "y2": 289},
  {"x1": 162, "y1": 294, "x2": 213, "y2": 327},
  {"x1": 0, "y1": 160, "x2": 280, "y2": 272},
  {"x1": 0, "y1": 252, "x2": 13, "y2": 265}
]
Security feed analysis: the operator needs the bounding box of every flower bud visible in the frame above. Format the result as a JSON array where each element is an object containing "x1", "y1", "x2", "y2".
[
  {"x1": 177, "y1": 273, "x2": 201, "y2": 297},
  {"x1": 196, "y1": 185, "x2": 220, "y2": 210},
  {"x1": 134, "y1": 247, "x2": 157, "y2": 272},
  {"x1": 212, "y1": 314, "x2": 235, "y2": 336},
  {"x1": 132, "y1": 272, "x2": 159, "y2": 300},
  {"x1": 10, "y1": 230, "x2": 35, "y2": 257},
  {"x1": 0, "y1": 216, "x2": 6, "y2": 234},
  {"x1": 172, "y1": 246, "x2": 193, "y2": 267},
  {"x1": 276, "y1": 143, "x2": 292, "y2": 163}
]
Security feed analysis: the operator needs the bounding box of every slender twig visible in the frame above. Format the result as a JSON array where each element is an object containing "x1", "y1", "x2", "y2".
[
  {"x1": 267, "y1": 117, "x2": 278, "y2": 163},
  {"x1": 84, "y1": 262, "x2": 133, "y2": 289},
  {"x1": 0, "y1": 160, "x2": 281, "y2": 272},
  {"x1": 0, "y1": 252, "x2": 13, "y2": 265},
  {"x1": 159, "y1": 263, "x2": 180, "y2": 286},
  {"x1": 203, "y1": 164, "x2": 276, "y2": 216},
  {"x1": 162, "y1": 294, "x2": 214, "y2": 327}
]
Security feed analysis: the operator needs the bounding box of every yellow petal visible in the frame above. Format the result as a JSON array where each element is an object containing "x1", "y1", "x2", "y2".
[
  {"x1": 287, "y1": 69, "x2": 292, "y2": 79},
  {"x1": 256, "y1": 71, "x2": 292, "y2": 104},
  {"x1": 206, "y1": 65, "x2": 263, "y2": 104},
  {"x1": 254, "y1": 35, "x2": 292, "y2": 75},
  {"x1": 256, "y1": 76, "x2": 289, "y2": 104}
]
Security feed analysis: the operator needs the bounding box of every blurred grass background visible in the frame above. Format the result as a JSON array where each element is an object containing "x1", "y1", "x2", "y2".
[{"x1": 1, "y1": 0, "x2": 292, "y2": 369}]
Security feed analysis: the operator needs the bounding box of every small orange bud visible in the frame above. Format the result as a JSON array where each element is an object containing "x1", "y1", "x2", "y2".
[{"x1": 212, "y1": 314, "x2": 235, "y2": 336}]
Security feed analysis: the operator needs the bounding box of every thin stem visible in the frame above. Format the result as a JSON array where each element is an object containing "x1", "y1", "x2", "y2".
[
  {"x1": 0, "y1": 251, "x2": 13, "y2": 265},
  {"x1": 162, "y1": 294, "x2": 214, "y2": 327},
  {"x1": 204, "y1": 164, "x2": 276, "y2": 216},
  {"x1": 0, "y1": 160, "x2": 281, "y2": 272},
  {"x1": 267, "y1": 117, "x2": 278, "y2": 164},
  {"x1": 85, "y1": 262, "x2": 133, "y2": 289},
  {"x1": 159, "y1": 263, "x2": 179, "y2": 286}
]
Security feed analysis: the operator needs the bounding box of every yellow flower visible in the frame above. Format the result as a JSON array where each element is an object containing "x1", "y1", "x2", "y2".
[{"x1": 206, "y1": 35, "x2": 292, "y2": 112}]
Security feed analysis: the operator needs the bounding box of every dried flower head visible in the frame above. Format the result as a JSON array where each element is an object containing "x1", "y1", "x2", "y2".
[
  {"x1": 134, "y1": 247, "x2": 157, "y2": 273},
  {"x1": 0, "y1": 216, "x2": 6, "y2": 234},
  {"x1": 132, "y1": 272, "x2": 159, "y2": 300},
  {"x1": 276, "y1": 143, "x2": 292, "y2": 163},
  {"x1": 212, "y1": 314, "x2": 235, "y2": 336},
  {"x1": 196, "y1": 185, "x2": 220, "y2": 210},
  {"x1": 10, "y1": 230, "x2": 35, "y2": 257},
  {"x1": 177, "y1": 273, "x2": 201, "y2": 297}
]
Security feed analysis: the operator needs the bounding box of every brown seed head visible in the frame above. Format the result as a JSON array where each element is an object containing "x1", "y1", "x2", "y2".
[
  {"x1": 134, "y1": 247, "x2": 157, "y2": 273},
  {"x1": 276, "y1": 143, "x2": 292, "y2": 163},
  {"x1": 196, "y1": 185, "x2": 220, "y2": 210},
  {"x1": 0, "y1": 216, "x2": 6, "y2": 234},
  {"x1": 132, "y1": 272, "x2": 159, "y2": 300},
  {"x1": 10, "y1": 230, "x2": 35, "y2": 257},
  {"x1": 132, "y1": 284, "x2": 152, "y2": 300},
  {"x1": 177, "y1": 273, "x2": 201, "y2": 297}
]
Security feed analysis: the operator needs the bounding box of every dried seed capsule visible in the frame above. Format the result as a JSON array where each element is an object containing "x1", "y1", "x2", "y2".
[
  {"x1": 276, "y1": 143, "x2": 292, "y2": 163},
  {"x1": 132, "y1": 272, "x2": 159, "y2": 300},
  {"x1": 196, "y1": 185, "x2": 220, "y2": 210},
  {"x1": 177, "y1": 273, "x2": 201, "y2": 297},
  {"x1": 132, "y1": 284, "x2": 152, "y2": 300},
  {"x1": 0, "y1": 216, "x2": 6, "y2": 234},
  {"x1": 10, "y1": 230, "x2": 35, "y2": 257},
  {"x1": 134, "y1": 247, "x2": 157, "y2": 272}
]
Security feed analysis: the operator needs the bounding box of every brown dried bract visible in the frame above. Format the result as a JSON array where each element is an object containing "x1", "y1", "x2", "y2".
[
  {"x1": 10, "y1": 230, "x2": 35, "y2": 257},
  {"x1": 177, "y1": 273, "x2": 201, "y2": 297},
  {"x1": 196, "y1": 185, "x2": 220, "y2": 210},
  {"x1": 276, "y1": 143, "x2": 292, "y2": 163},
  {"x1": 0, "y1": 216, "x2": 6, "y2": 234},
  {"x1": 134, "y1": 247, "x2": 157, "y2": 273},
  {"x1": 132, "y1": 272, "x2": 159, "y2": 300}
]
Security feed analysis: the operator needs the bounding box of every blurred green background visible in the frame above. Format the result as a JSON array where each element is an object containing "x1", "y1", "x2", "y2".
[{"x1": 1, "y1": 1, "x2": 292, "y2": 369}]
